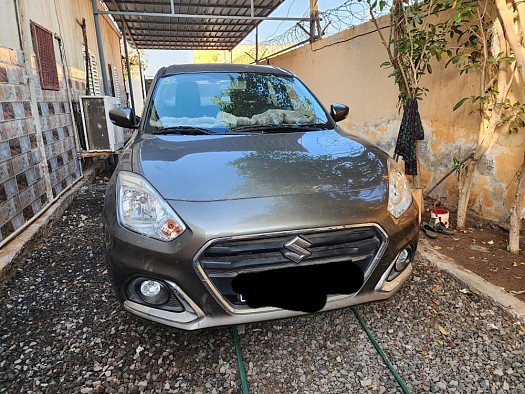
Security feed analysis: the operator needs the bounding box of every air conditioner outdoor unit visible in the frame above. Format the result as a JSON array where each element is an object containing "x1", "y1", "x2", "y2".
[{"x1": 79, "y1": 95, "x2": 124, "y2": 152}]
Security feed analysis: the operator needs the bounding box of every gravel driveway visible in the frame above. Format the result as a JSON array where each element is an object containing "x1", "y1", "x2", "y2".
[{"x1": 0, "y1": 174, "x2": 524, "y2": 393}]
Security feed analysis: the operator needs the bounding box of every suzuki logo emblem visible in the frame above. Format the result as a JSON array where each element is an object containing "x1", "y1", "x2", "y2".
[{"x1": 282, "y1": 236, "x2": 312, "y2": 263}]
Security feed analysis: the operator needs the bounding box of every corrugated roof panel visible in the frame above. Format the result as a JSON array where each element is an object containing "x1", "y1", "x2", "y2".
[{"x1": 102, "y1": 0, "x2": 287, "y2": 50}]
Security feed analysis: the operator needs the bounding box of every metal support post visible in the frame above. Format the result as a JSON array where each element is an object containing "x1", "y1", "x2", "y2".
[
  {"x1": 255, "y1": 26, "x2": 259, "y2": 63},
  {"x1": 92, "y1": 0, "x2": 110, "y2": 95},
  {"x1": 123, "y1": 36, "x2": 136, "y2": 113},
  {"x1": 137, "y1": 50, "x2": 146, "y2": 100},
  {"x1": 309, "y1": 0, "x2": 322, "y2": 42},
  {"x1": 251, "y1": 0, "x2": 258, "y2": 63}
]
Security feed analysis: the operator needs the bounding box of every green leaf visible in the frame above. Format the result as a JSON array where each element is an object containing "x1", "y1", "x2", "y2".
[
  {"x1": 500, "y1": 56, "x2": 515, "y2": 63},
  {"x1": 453, "y1": 97, "x2": 469, "y2": 111},
  {"x1": 427, "y1": 63, "x2": 433, "y2": 74}
]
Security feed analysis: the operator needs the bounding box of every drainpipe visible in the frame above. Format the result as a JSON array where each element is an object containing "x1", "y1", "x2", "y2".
[
  {"x1": 13, "y1": 0, "x2": 23, "y2": 50},
  {"x1": 77, "y1": 18, "x2": 91, "y2": 95},
  {"x1": 54, "y1": 33, "x2": 84, "y2": 178},
  {"x1": 92, "y1": 0, "x2": 110, "y2": 95}
]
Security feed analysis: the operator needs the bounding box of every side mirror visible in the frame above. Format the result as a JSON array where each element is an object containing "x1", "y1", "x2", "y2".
[
  {"x1": 330, "y1": 104, "x2": 349, "y2": 123},
  {"x1": 109, "y1": 107, "x2": 139, "y2": 129}
]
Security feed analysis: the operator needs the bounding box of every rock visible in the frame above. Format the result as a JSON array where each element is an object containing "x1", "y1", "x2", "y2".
[
  {"x1": 437, "y1": 382, "x2": 447, "y2": 390},
  {"x1": 360, "y1": 379, "x2": 372, "y2": 387}
]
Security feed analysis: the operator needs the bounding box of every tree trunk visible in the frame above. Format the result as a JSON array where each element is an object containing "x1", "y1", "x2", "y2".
[
  {"x1": 456, "y1": 18, "x2": 509, "y2": 230},
  {"x1": 456, "y1": 111, "x2": 502, "y2": 230},
  {"x1": 495, "y1": 0, "x2": 525, "y2": 253},
  {"x1": 509, "y1": 154, "x2": 525, "y2": 254},
  {"x1": 516, "y1": 1, "x2": 525, "y2": 43},
  {"x1": 456, "y1": 161, "x2": 477, "y2": 230}
]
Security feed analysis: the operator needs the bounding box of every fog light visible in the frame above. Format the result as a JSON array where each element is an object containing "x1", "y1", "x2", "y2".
[
  {"x1": 394, "y1": 249, "x2": 410, "y2": 272},
  {"x1": 387, "y1": 248, "x2": 411, "y2": 282},
  {"x1": 138, "y1": 280, "x2": 169, "y2": 305},
  {"x1": 140, "y1": 280, "x2": 161, "y2": 296}
]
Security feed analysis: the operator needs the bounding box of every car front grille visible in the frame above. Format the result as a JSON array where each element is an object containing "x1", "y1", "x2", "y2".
[{"x1": 195, "y1": 225, "x2": 386, "y2": 309}]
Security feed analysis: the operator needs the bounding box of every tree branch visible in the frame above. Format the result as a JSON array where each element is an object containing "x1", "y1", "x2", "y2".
[
  {"x1": 368, "y1": 1, "x2": 412, "y2": 97},
  {"x1": 496, "y1": 0, "x2": 525, "y2": 84}
]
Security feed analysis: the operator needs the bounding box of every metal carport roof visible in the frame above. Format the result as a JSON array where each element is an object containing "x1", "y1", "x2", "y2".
[
  {"x1": 98, "y1": 0, "x2": 307, "y2": 50},
  {"x1": 91, "y1": 0, "x2": 314, "y2": 106}
]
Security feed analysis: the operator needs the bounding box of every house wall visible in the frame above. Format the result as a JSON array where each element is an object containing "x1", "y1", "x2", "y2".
[
  {"x1": 267, "y1": 18, "x2": 525, "y2": 223},
  {"x1": 0, "y1": 0, "x2": 124, "y2": 243}
]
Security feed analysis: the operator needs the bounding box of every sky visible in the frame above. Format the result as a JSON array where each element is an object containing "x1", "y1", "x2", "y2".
[{"x1": 144, "y1": 0, "x2": 345, "y2": 77}]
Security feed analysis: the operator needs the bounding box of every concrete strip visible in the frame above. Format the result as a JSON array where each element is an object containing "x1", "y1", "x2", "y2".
[
  {"x1": 0, "y1": 162, "x2": 108, "y2": 287},
  {"x1": 417, "y1": 238, "x2": 525, "y2": 322}
]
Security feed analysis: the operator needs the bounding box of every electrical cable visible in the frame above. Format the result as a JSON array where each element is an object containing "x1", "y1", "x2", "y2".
[
  {"x1": 232, "y1": 326, "x2": 250, "y2": 394},
  {"x1": 351, "y1": 307, "x2": 411, "y2": 394}
]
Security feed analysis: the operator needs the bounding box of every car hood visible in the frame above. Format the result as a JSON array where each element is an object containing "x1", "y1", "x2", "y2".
[{"x1": 131, "y1": 129, "x2": 388, "y2": 202}]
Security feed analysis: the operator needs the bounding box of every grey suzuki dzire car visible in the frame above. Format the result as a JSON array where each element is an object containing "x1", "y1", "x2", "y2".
[{"x1": 105, "y1": 63, "x2": 419, "y2": 330}]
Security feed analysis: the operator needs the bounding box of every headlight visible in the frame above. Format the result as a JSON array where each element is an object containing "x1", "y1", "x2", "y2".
[
  {"x1": 387, "y1": 159, "x2": 412, "y2": 218},
  {"x1": 116, "y1": 171, "x2": 186, "y2": 241}
]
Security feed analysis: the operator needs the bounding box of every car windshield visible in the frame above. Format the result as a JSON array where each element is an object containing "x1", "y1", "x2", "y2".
[{"x1": 147, "y1": 72, "x2": 330, "y2": 134}]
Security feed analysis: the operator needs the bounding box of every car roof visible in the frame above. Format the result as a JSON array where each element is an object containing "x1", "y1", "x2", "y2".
[{"x1": 160, "y1": 63, "x2": 293, "y2": 77}]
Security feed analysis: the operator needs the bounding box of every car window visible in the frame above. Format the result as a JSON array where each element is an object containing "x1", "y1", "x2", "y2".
[{"x1": 148, "y1": 72, "x2": 329, "y2": 133}]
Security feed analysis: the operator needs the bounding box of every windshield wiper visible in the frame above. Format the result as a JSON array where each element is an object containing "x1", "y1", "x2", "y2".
[
  {"x1": 230, "y1": 123, "x2": 328, "y2": 133},
  {"x1": 153, "y1": 126, "x2": 213, "y2": 135}
]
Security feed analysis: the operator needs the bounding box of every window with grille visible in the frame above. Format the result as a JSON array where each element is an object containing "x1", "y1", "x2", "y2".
[
  {"x1": 89, "y1": 54, "x2": 101, "y2": 95},
  {"x1": 113, "y1": 66, "x2": 121, "y2": 103},
  {"x1": 31, "y1": 22, "x2": 59, "y2": 91},
  {"x1": 82, "y1": 46, "x2": 101, "y2": 95}
]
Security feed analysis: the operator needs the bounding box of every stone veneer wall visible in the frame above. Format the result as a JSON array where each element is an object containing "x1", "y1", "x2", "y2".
[
  {"x1": 35, "y1": 63, "x2": 80, "y2": 197},
  {"x1": 0, "y1": 45, "x2": 80, "y2": 242}
]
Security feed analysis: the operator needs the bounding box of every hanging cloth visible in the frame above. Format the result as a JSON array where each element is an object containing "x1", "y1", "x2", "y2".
[{"x1": 394, "y1": 98, "x2": 424, "y2": 175}]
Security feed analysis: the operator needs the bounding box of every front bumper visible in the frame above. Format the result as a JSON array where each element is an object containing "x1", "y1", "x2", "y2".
[
  {"x1": 104, "y1": 180, "x2": 419, "y2": 330},
  {"x1": 124, "y1": 264, "x2": 414, "y2": 330}
]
